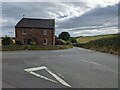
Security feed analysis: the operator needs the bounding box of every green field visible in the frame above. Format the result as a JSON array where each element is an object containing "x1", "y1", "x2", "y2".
[
  {"x1": 75, "y1": 34, "x2": 120, "y2": 55},
  {"x1": 77, "y1": 34, "x2": 119, "y2": 44}
]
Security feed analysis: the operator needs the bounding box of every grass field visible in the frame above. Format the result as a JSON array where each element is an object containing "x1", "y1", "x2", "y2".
[
  {"x1": 75, "y1": 34, "x2": 120, "y2": 55},
  {"x1": 77, "y1": 34, "x2": 119, "y2": 44}
]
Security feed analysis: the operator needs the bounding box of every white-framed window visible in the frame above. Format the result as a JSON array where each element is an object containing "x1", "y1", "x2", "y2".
[
  {"x1": 32, "y1": 28, "x2": 35, "y2": 31},
  {"x1": 43, "y1": 38, "x2": 47, "y2": 45},
  {"x1": 22, "y1": 29, "x2": 26, "y2": 34},
  {"x1": 22, "y1": 39, "x2": 26, "y2": 44},
  {"x1": 43, "y1": 30, "x2": 47, "y2": 35}
]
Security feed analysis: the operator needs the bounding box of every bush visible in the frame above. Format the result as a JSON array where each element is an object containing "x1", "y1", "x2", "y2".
[
  {"x1": 2, "y1": 36, "x2": 13, "y2": 45},
  {"x1": 30, "y1": 41, "x2": 36, "y2": 45},
  {"x1": 55, "y1": 39, "x2": 66, "y2": 45},
  {"x1": 69, "y1": 37, "x2": 77, "y2": 43},
  {"x1": 66, "y1": 40, "x2": 71, "y2": 45},
  {"x1": 16, "y1": 41, "x2": 22, "y2": 45}
]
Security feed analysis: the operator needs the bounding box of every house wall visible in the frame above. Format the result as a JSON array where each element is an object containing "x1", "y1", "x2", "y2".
[{"x1": 15, "y1": 27, "x2": 55, "y2": 45}]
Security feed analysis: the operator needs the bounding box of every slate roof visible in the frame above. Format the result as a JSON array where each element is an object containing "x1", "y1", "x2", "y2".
[{"x1": 15, "y1": 18, "x2": 55, "y2": 29}]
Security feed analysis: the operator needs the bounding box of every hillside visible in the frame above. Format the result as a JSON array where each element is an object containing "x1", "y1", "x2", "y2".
[
  {"x1": 76, "y1": 34, "x2": 119, "y2": 44},
  {"x1": 75, "y1": 34, "x2": 120, "y2": 55}
]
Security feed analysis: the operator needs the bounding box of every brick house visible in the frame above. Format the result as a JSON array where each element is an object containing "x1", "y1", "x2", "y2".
[{"x1": 15, "y1": 18, "x2": 55, "y2": 45}]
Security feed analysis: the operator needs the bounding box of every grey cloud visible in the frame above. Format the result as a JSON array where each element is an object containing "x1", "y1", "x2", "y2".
[
  {"x1": 1, "y1": 2, "x2": 119, "y2": 37},
  {"x1": 57, "y1": 4, "x2": 118, "y2": 29}
]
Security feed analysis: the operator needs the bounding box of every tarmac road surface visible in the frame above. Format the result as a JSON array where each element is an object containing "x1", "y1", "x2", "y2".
[{"x1": 2, "y1": 47, "x2": 118, "y2": 88}]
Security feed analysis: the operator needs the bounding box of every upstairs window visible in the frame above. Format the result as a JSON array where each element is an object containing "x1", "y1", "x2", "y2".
[
  {"x1": 43, "y1": 30, "x2": 47, "y2": 35},
  {"x1": 22, "y1": 30, "x2": 26, "y2": 34},
  {"x1": 32, "y1": 28, "x2": 35, "y2": 31}
]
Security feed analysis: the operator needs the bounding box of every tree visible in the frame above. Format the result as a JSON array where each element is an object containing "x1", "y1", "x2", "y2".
[
  {"x1": 2, "y1": 36, "x2": 13, "y2": 45},
  {"x1": 58, "y1": 32, "x2": 70, "y2": 41}
]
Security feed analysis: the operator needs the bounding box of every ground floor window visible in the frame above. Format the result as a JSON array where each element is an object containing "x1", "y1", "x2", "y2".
[
  {"x1": 22, "y1": 39, "x2": 26, "y2": 44},
  {"x1": 43, "y1": 38, "x2": 47, "y2": 45},
  {"x1": 27, "y1": 39, "x2": 32, "y2": 45}
]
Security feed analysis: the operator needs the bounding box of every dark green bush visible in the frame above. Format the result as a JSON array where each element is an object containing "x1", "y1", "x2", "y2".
[
  {"x1": 16, "y1": 41, "x2": 22, "y2": 45},
  {"x1": 69, "y1": 37, "x2": 77, "y2": 43},
  {"x1": 2, "y1": 36, "x2": 13, "y2": 45},
  {"x1": 55, "y1": 39, "x2": 66, "y2": 45}
]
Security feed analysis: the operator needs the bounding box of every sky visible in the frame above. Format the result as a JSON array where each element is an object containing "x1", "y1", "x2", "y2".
[{"x1": 0, "y1": 0, "x2": 119, "y2": 37}]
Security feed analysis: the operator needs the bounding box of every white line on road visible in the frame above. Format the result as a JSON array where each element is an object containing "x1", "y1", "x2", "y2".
[
  {"x1": 24, "y1": 66, "x2": 71, "y2": 88},
  {"x1": 80, "y1": 60, "x2": 101, "y2": 66},
  {"x1": 29, "y1": 71, "x2": 57, "y2": 83},
  {"x1": 46, "y1": 67, "x2": 71, "y2": 87},
  {"x1": 24, "y1": 66, "x2": 46, "y2": 72}
]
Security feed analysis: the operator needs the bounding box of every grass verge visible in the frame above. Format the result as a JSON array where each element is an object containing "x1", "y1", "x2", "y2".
[{"x1": 1, "y1": 45, "x2": 73, "y2": 51}]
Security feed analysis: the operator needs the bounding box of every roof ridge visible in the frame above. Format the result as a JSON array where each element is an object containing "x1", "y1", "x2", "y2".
[
  {"x1": 23, "y1": 18, "x2": 54, "y2": 20},
  {"x1": 15, "y1": 18, "x2": 55, "y2": 28}
]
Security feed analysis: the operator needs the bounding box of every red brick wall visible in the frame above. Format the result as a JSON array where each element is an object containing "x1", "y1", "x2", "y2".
[{"x1": 15, "y1": 27, "x2": 55, "y2": 45}]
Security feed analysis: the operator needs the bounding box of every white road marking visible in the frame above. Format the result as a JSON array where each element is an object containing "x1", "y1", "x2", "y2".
[
  {"x1": 60, "y1": 55, "x2": 64, "y2": 56},
  {"x1": 24, "y1": 66, "x2": 46, "y2": 72},
  {"x1": 58, "y1": 74, "x2": 65, "y2": 78},
  {"x1": 78, "y1": 48, "x2": 92, "y2": 51},
  {"x1": 46, "y1": 67, "x2": 71, "y2": 87},
  {"x1": 80, "y1": 59, "x2": 111, "y2": 67},
  {"x1": 29, "y1": 71, "x2": 57, "y2": 83},
  {"x1": 80, "y1": 60, "x2": 101, "y2": 65},
  {"x1": 24, "y1": 66, "x2": 71, "y2": 88}
]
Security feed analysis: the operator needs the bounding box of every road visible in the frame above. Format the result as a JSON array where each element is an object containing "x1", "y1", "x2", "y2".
[{"x1": 2, "y1": 47, "x2": 118, "y2": 88}]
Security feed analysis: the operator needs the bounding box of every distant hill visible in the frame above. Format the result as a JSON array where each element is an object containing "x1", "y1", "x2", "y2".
[{"x1": 75, "y1": 34, "x2": 120, "y2": 55}]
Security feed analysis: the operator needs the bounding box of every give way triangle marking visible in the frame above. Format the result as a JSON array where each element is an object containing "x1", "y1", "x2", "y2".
[{"x1": 24, "y1": 66, "x2": 71, "y2": 88}]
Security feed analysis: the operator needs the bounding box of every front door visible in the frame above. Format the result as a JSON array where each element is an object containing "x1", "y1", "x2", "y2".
[{"x1": 27, "y1": 39, "x2": 32, "y2": 45}]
